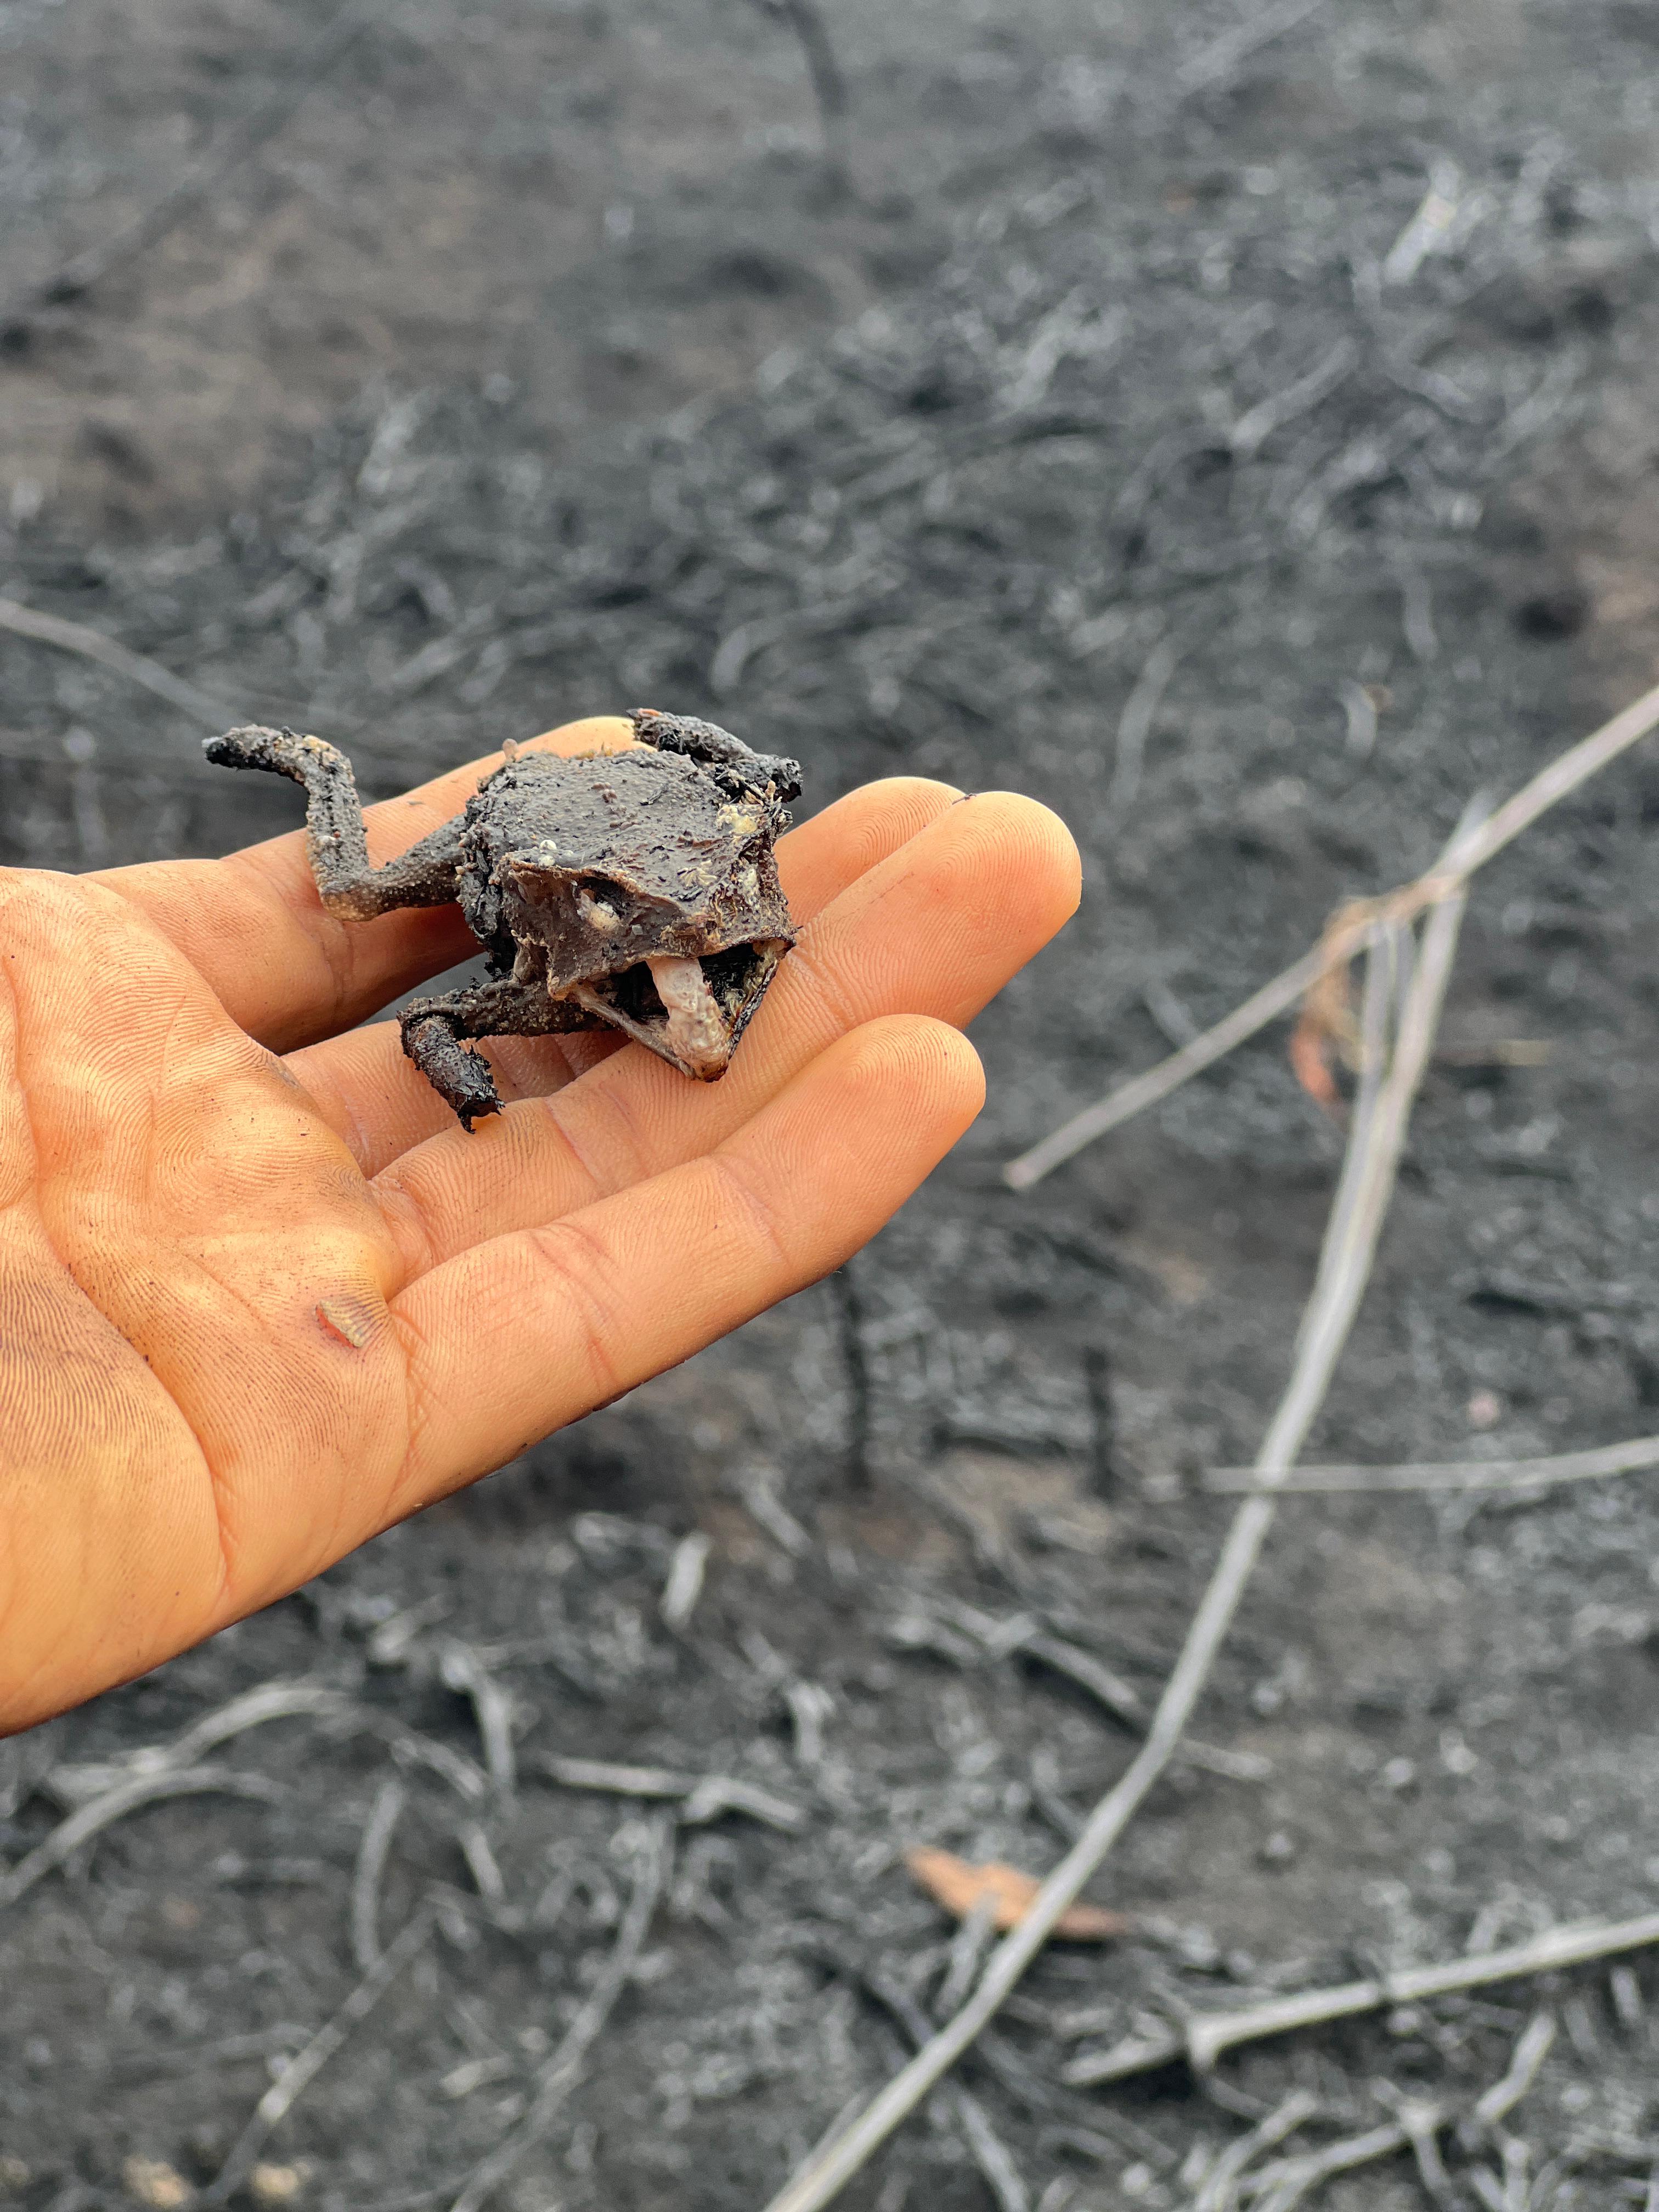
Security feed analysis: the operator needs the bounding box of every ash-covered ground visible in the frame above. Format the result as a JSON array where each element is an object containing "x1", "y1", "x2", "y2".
[{"x1": 5, "y1": 2, "x2": 1659, "y2": 2207}]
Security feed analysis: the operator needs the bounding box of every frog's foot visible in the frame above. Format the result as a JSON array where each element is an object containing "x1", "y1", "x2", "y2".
[{"x1": 400, "y1": 1015, "x2": 503, "y2": 1132}]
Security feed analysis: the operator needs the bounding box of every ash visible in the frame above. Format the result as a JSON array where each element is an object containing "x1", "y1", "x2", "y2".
[{"x1": 5, "y1": 2, "x2": 1659, "y2": 2207}]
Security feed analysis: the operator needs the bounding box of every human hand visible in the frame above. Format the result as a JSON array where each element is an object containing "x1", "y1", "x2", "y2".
[{"x1": 0, "y1": 717, "x2": 1079, "y2": 1730}]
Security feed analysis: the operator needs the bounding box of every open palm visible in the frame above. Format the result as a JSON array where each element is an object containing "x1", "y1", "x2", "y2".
[{"x1": 0, "y1": 716, "x2": 1079, "y2": 1730}]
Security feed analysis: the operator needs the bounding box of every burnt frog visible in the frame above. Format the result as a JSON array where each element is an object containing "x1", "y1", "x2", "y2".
[{"x1": 206, "y1": 708, "x2": 802, "y2": 1128}]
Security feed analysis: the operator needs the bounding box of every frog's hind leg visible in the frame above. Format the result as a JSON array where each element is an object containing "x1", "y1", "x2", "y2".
[
  {"x1": 205, "y1": 725, "x2": 464, "y2": 919},
  {"x1": 628, "y1": 707, "x2": 802, "y2": 805},
  {"x1": 399, "y1": 974, "x2": 598, "y2": 1131}
]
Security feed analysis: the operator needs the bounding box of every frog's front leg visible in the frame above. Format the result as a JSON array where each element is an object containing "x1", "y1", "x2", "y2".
[{"x1": 399, "y1": 974, "x2": 597, "y2": 1130}]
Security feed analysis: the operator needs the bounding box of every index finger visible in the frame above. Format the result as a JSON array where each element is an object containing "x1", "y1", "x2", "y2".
[{"x1": 89, "y1": 715, "x2": 636, "y2": 1052}]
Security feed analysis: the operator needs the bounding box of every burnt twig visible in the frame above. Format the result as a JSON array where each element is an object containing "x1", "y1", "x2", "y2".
[
  {"x1": 1012, "y1": 1629, "x2": 1271, "y2": 1784},
  {"x1": 205, "y1": 1903, "x2": 437, "y2": 2204},
  {"x1": 350, "y1": 1780, "x2": 407, "y2": 1973},
  {"x1": 0, "y1": 595, "x2": 229, "y2": 730},
  {"x1": 1472, "y1": 2013, "x2": 1556, "y2": 2129},
  {"x1": 1244, "y1": 2015, "x2": 1554, "y2": 2210},
  {"x1": 1193, "y1": 2090, "x2": 1318, "y2": 2212},
  {"x1": 0, "y1": 1766, "x2": 281, "y2": 1911},
  {"x1": 659, "y1": 1531, "x2": 713, "y2": 1629},
  {"x1": 1381, "y1": 160, "x2": 1466, "y2": 289},
  {"x1": 1109, "y1": 634, "x2": 1182, "y2": 809},
  {"x1": 445, "y1": 1819, "x2": 673, "y2": 2212},
  {"x1": 898, "y1": 1601, "x2": 1269, "y2": 1781},
  {"x1": 748, "y1": 0, "x2": 853, "y2": 194},
  {"x1": 1176, "y1": 0, "x2": 1330, "y2": 98},
  {"x1": 48, "y1": 1679, "x2": 356, "y2": 1802},
  {"x1": 1228, "y1": 339, "x2": 1358, "y2": 463},
  {"x1": 857, "y1": 1967, "x2": 1030, "y2": 2212},
  {"x1": 1080, "y1": 1346, "x2": 1117, "y2": 1500},
  {"x1": 535, "y1": 1754, "x2": 805, "y2": 1832},
  {"x1": 1207, "y1": 1433, "x2": 1659, "y2": 1496},
  {"x1": 1249, "y1": 2117, "x2": 1425, "y2": 2212},
  {"x1": 438, "y1": 1644, "x2": 517, "y2": 1801},
  {"x1": 830, "y1": 1262, "x2": 873, "y2": 1488},
  {"x1": 1063, "y1": 1917, "x2": 1655, "y2": 2085},
  {"x1": 48, "y1": 1678, "x2": 490, "y2": 1810}
]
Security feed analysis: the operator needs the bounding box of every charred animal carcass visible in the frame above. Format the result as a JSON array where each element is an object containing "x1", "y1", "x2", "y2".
[{"x1": 206, "y1": 709, "x2": 802, "y2": 1128}]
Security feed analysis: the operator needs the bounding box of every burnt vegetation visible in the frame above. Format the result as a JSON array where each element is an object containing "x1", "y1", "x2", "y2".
[{"x1": 5, "y1": 1, "x2": 1659, "y2": 2208}]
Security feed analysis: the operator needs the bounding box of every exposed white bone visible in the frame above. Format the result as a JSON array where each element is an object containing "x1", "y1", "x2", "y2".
[{"x1": 646, "y1": 955, "x2": 731, "y2": 1078}]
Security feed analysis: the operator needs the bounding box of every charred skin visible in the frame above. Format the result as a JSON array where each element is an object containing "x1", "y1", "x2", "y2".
[{"x1": 205, "y1": 710, "x2": 802, "y2": 1127}]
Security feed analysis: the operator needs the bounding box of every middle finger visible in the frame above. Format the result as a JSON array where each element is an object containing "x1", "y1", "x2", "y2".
[{"x1": 371, "y1": 787, "x2": 1078, "y2": 1283}]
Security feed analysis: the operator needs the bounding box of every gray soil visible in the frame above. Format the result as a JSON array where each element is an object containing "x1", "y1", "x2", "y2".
[{"x1": 5, "y1": 2, "x2": 1659, "y2": 2208}]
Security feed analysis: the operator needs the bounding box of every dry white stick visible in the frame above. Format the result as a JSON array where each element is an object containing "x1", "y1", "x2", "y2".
[
  {"x1": 1382, "y1": 159, "x2": 1464, "y2": 287},
  {"x1": 1005, "y1": 675, "x2": 1659, "y2": 1190},
  {"x1": 660, "y1": 1531, "x2": 712, "y2": 1628},
  {"x1": 0, "y1": 1766, "x2": 280, "y2": 1911},
  {"x1": 438, "y1": 1644, "x2": 517, "y2": 1799},
  {"x1": 1066, "y1": 1914, "x2": 1659, "y2": 2085},
  {"x1": 1005, "y1": 938, "x2": 1335, "y2": 1189},
  {"x1": 1194, "y1": 2090, "x2": 1319, "y2": 2212},
  {"x1": 1248, "y1": 2119, "x2": 1418, "y2": 2212},
  {"x1": 0, "y1": 595, "x2": 229, "y2": 727},
  {"x1": 1208, "y1": 1434, "x2": 1659, "y2": 1495},
  {"x1": 538, "y1": 1754, "x2": 805, "y2": 1832},
  {"x1": 47, "y1": 1680, "x2": 489, "y2": 1810},
  {"x1": 350, "y1": 1779, "x2": 407, "y2": 1972},
  {"x1": 47, "y1": 1679, "x2": 355, "y2": 1803},
  {"x1": 1110, "y1": 635, "x2": 1182, "y2": 808},
  {"x1": 446, "y1": 1820, "x2": 672, "y2": 2212},
  {"x1": 205, "y1": 1902, "x2": 436, "y2": 2203},
  {"x1": 1177, "y1": 0, "x2": 1329, "y2": 96},
  {"x1": 759, "y1": 831, "x2": 1474, "y2": 2212},
  {"x1": 1294, "y1": 918, "x2": 1403, "y2": 1353},
  {"x1": 166, "y1": 1679, "x2": 354, "y2": 1764},
  {"x1": 1228, "y1": 338, "x2": 1358, "y2": 461},
  {"x1": 1473, "y1": 2012, "x2": 1556, "y2": 2129},
  {"x1": 865, "y1": 1963, "x2": 1030, "y2": 2212}
]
